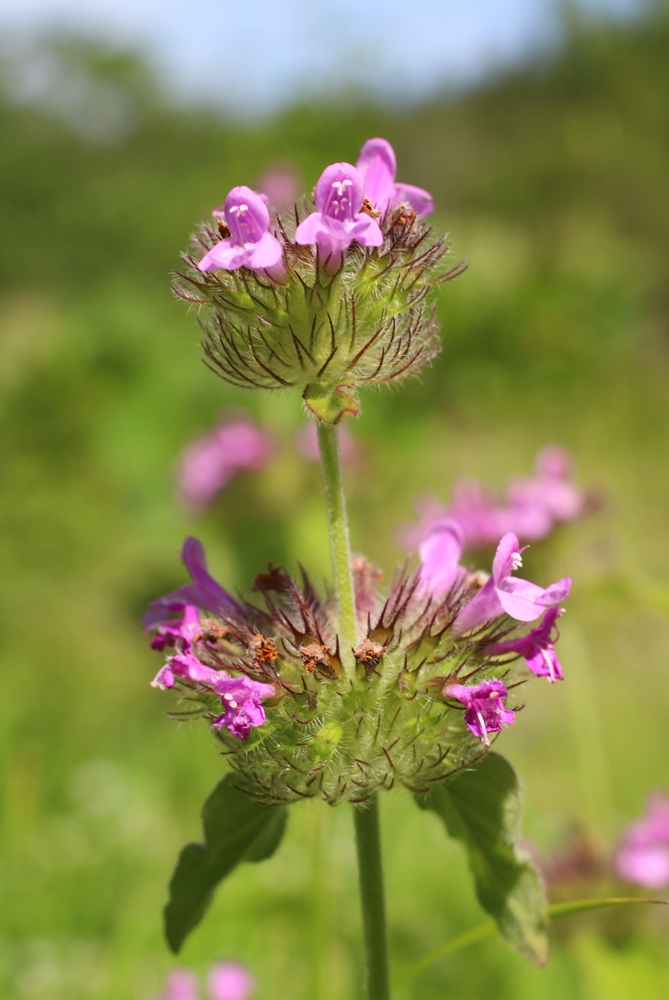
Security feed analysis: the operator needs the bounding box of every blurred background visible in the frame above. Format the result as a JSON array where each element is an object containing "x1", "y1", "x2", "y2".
[{"x1": 2, "y1": 0, "x2": 669, "y2": 997}]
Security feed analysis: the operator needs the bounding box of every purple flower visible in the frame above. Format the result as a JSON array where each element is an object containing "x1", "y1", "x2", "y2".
[
  {"x1": 356, "y1": 137, "x2": 433, "y2": 217},
  {"x1": 211, "y1": 675, "x2": 276, "y2": 740},
  {"x1": 257, "y1": 163, "x2": 300, "y2": 213},
  {"x1": 295, "y1": 162, "x2": 383, "y2": 272},
  {"x1": 453, "y1": 532, "x2": 571, "y2": 635},
  {"x1": 178, "y1": 416, "x2": 275, "y2": 511},
  {"x1": 416, "y1": 518, "x2": 466, "y2": 599},
  {"x1": 151, "y1": 651, "x2": 223, "y2": 691},
  {"x1": 444, "y1": 679, "x2": 515, "y2": 746},
  {"x1": 150, "y1": 603, "x2": 202, "y2": 652},
  {"x1": 487, "y1": 607, "x2": 565, "y2": 682},
  {"x1": 143, "y1": 537, "x2": 242, "y2": 632},
  {"x1": 157, "y1": 970, "x2": 199, "y2": 1000},
  {"x1": 208, "y1": 963, "x2": 254, "y2": 1000},
  {"x1": 616, "y1": 794, "x2": 669, "y2": 890},
  {"x1": 198, "y1": 186, "x2": 284, "y2": 274},
  {"x1": 507, "y1": 446, "x2": 584, "y2": 525}
]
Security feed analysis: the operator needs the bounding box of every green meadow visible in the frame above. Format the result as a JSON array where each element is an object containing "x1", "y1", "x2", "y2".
[{"x1": 2, "y1": 9, "x2": 669, "y2": 998}]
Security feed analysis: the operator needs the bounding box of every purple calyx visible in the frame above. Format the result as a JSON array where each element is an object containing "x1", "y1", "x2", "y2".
[
  {"x1": 356, "y1": 137, "x2": 433, "y2": 217},
  {"x1": 198, "y1": 186, "x2": 283, "y2": 274},
  {"x1": 444, "y1": 679, "x2": 515, "y2": 746}
]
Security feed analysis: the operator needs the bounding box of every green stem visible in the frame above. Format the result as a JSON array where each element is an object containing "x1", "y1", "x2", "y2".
[
  {"x1": 316, "y1": 421, "x2": 391, "y2": 999},
  {"x1": 354, "y1": 795, "x2": 391, "y2": 1000},
  {"x1": 316, "y1": 421, "x2": 358, "y2": 672}
]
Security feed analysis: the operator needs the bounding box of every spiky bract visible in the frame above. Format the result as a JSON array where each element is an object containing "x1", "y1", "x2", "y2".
[
  {"x1": 164, "y1": 558, "x2": 523, "y2": 806},
  {"x1": 174, "y1": 209, "x2": 465, "y2": 422}
]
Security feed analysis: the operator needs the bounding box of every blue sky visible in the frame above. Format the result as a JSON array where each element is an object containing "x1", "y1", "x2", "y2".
[{"x1": 0, "y1": 0, "x2": 643, "y2": 112}]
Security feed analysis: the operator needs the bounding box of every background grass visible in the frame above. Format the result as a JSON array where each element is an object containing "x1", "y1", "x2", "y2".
[{"x1": 1, "y1": 8, "x2": 669, "y2": 998}]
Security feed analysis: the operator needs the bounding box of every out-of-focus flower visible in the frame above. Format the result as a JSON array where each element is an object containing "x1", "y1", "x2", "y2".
[
  {"x1": 444, "y1": 679, "x2": 515, "y2": 745},
  {"x1": 257, "y1": 163, "x2": 300, "y2": 213},
  {"x1": 177, "y1": 416, "x2": 275, "y2": 511},
  {"x1": 416, "y1": 518, "x2": 466, "y2": 599},
  {"x1": 616, "y1": 793, "x2": 669, "y2": 890},
  {"x1": 295, "y1": 162, "x2": 383, "y2": 272},
  {"x1": 208, "y1": 963, "x2": 254, "y2": 1000},
  {"x1": 487, "y1": 606, "x2": 565, "y2": 682},
  {"x1": 402, "y1": 446, "x2": 586, "y2": 552},
  {"x1": 297, "y1": 422, "x2": 359, "y2": 466},
  {"x1": 453, "y1": 532, "x2": 571, "y2": 634},
  {"x1": 356, "y1": 137, "x2": 433, "y2": 217},
  {"x1": 198, "y1": 186, "x2": 284, "y2": 275},
  {"x1": 157, "y1": 970, "x2": 199, "y2": 1000}
]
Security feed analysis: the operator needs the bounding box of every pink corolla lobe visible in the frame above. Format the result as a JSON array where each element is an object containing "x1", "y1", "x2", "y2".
[
  {"x1": 453, "y1": 532, "x2": 571, "y2": 635},
  {"x1": 211, "y1": 675, "x2": 275, "y2": 740},
  {"x1": 616, "y1": 793, "x2": 669, "y2": 890},
  {"x1": 356, "y1": 137, "x2": 433, "y2": 217},
  {"x1": 444, "y1": 679, "x2": 515, "y2": 745},
  {"x1": 198, "y1": 186, "x2": 284, "y2": 275},
  {"x1": 178, "y1": 416, "x2": 275, "y2": 511},
  {"x1": 487, "y1": 606, "x2": 565, "y2": 682},
  {"x1": 295, "y1": 162, "x2": 382, "y2": 271}
]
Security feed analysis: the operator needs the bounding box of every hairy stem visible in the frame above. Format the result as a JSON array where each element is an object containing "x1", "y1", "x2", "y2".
[
  {"x1": 316, "y1": 421, "x2": 358, "y2": 674},
  {"x1": 354, "y1": 795, "x2": 391, "y2": 1000}
]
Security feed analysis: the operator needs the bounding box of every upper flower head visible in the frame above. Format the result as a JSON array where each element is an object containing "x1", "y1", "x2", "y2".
[
  {"x1": 356, "y1": 138, "x2": 433, "y2": 217},
  {"x1": 453, "y1": 532, "x2": 571, "y2": 635},
  {"x1": 198, "y1": 186, "x2": 283, "y2": 273},
  {"x1": 487, "y1": 606, "x2": 565, "y2": 682},
  {"x1": 615, "y1": 793, "x2": 669, "y2": 890},
  {"x1": 444, "y1": 679, "x2": 515, "y2": 746},
  {"x1": 295, "y1": 162, "x2": 383, "y2": 271}
]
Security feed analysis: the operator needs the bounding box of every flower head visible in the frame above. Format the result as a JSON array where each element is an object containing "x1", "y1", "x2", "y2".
[
  {"x1": 356, "y1": 137, "x2": 433, "y2": 217},
  {"x1": 616, "y1": 793, "x2": 669, "y2": 890},
  {"x1": 295, "y1": 162, "x2": 383, "y2": 271},
  {"x1": 444, "y1": 679, "x2": 515, "y2": 746},
  {"x1": 453, "y1": 532, "x2": 571, "y2": 635},
  {"x1": 178, "y1": 416, "x2": 275, "y2": 511},
  {"x1": 208, "y1": 963, "x2": 254, "y2": 1000},
  {"x1": 487, "y1": 606, "x2": 565, "y2": 682},
  {"x1": 198, "y1": 186, "x2": 283, "y2": 274}
]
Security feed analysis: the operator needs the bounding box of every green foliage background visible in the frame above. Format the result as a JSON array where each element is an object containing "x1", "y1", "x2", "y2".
[{"x1": 2, "y1": 9, "x2": 669, "y2": 999}]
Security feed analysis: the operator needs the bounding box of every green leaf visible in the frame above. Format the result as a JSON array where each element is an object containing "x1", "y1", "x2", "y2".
[
  {"x1": 302, "y1": 382, "x2": 360, "y2": 424},
  {"x1": 415, "y1": 752, "x2": 549, "y2": 965},
  {"x1": 164, "y1": 773, "x2": 288, "y2": 953}
]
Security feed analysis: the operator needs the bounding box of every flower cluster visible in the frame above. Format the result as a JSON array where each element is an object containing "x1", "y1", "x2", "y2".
[
  {"x1": 175, "y1": 138, "x2": 463, "y2": 424},
  {"x1": 157, "y1": 963, "x2": 253, "y2": 1000},
  {"x1": 146, "y1": 528, "x2": 570, "y2": 803},
  {"x1": 403, "y1": 446, "x2": 587, "y2": 551}
]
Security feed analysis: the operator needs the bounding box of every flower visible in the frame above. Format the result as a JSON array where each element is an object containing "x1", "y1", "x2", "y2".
[
  {"x1": 198, "y1": 186, "x2": 283, "y2": 274},
  {"x1": 177, "y1": 416, "x2": 275, "y2": 511},
  {"x1": 208, "y1": 963, "x2": 254, "y2": 1000},
  {"x1": 487, "y1": 607, "x2": 565, "y2": 682},
  {"x1": 211, "y1": 675, "x2": 276, "y2": 740},
  {"x1": 157, "y1": 970, "x2": 199, "y2": 1000},
  {"x1": 151, "y1": 651, "x2": 223, "y2": 691},
  {"x1": 453, "y1": 532, "x2": 571, "y2": 635},
  {"x1": 616, "y1": 793, "x2": 669, "y2": 890},
  {"x1": 257, "y1": 163, "x2": 300, "y2": 213},
  {"x1": 416, "y1": 518, "x2": 466, "y2": 599},
  {"x1": 444, "y1": 679, "x2": 515, "y2": 745},
  {"x1": 356, "y1": 137, "x2": 433, "y2": 217},
  {"x1": 143, "y1": 537, "x2": 242, "y2": 632},
  {"x1": 507, "y1": 446, "x2": 584, "y2": 524},
  {"x1": 295, "y1": 162, "x2": 383, "y2": 271}
]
